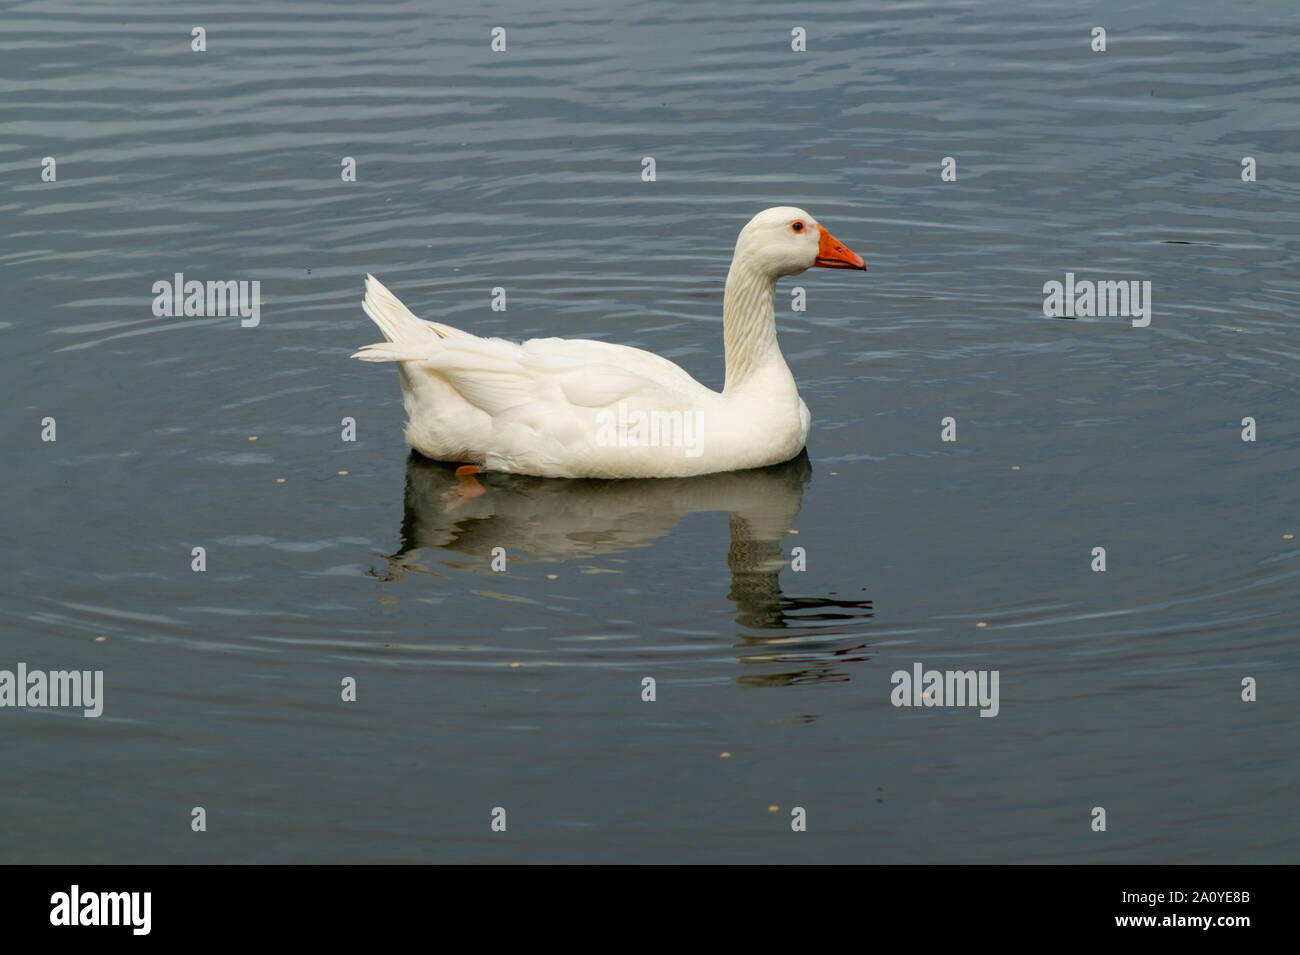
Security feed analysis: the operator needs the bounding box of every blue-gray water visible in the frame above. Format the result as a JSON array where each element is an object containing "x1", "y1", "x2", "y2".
[{"x1": 2, "y1": 0, "x2": 1297, "y2": 863}]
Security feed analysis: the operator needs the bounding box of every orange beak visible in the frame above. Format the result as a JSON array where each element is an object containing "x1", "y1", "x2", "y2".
[{"x1": 815, "y1": 225, "x2": 866, "y2": 270}]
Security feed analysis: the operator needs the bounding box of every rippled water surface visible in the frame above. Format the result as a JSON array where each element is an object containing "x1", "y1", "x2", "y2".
[{"x1": 2, "y1": 0, "x2": 1298, "y2": 862}]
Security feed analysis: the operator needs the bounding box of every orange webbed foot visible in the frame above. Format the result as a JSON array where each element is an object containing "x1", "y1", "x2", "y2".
[{"x1": 441, "y1": 464, "x2": 487, "y2": 511}]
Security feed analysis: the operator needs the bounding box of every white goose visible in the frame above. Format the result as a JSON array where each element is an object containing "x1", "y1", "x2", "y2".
[{"x1": 353, "y1": 206, "x2": 865, "y2": 478}]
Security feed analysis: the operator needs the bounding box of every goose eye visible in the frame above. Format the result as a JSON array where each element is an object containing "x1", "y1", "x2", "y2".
[{"x1": 792, "y1": 221, "x2": 804, "y2": 232}]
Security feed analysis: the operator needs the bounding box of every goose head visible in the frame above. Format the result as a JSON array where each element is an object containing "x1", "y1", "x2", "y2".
[{"x1": 734, "y1": 206, "x2": 866, "y2": 278}]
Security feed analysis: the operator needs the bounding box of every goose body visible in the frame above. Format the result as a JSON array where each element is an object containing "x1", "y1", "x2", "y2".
[{"x1": 353, "y1": 206, "x2": 864, "y2": 478}]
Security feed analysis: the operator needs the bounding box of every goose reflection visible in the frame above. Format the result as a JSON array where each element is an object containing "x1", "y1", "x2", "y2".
[{"x1": 374, "y1": 451, "x2": 873, "y2": 685}]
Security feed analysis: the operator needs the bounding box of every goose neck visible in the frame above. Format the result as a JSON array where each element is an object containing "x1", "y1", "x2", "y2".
[{"x1": 722, "y1": 259, "x2": 782, "y2": 391}]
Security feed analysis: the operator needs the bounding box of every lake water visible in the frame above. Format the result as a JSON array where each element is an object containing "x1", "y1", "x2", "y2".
[{"x1": 2, "y1": 0, "x2": 1297, "y2": 863}]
